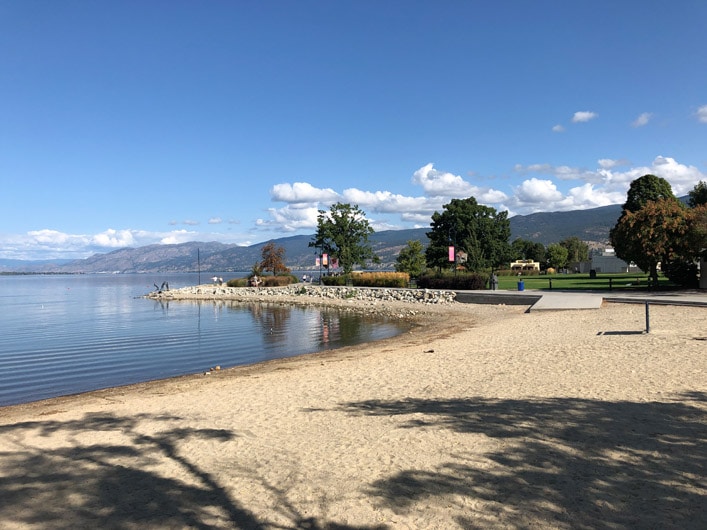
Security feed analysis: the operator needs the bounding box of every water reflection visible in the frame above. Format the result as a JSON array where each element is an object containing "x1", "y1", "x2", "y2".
[{"x1": 0, "y1": 283, "x2": 408, "y2": 406}]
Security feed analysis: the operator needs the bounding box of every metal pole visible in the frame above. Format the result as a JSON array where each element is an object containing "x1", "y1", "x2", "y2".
[
  {"x1": 645, "y1": 302, "x2": 650, "y2": 333},
  {"x1": 197, "y1": 248, "x2": 201, "y2": 285}
]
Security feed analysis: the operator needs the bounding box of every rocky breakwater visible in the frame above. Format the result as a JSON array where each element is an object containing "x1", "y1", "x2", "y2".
[{"x1": 145, "y1": 284, "x2": 457, "y2": 318}]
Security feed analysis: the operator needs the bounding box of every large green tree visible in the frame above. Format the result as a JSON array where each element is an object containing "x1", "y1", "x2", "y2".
[
  {"x1": 425, "y1": 197, "x2": 511, "y2": 272},
  {"x1": 662, "y1": 202, "x2": 707, "y2": 287},
  {"x1": 610, "y1": 198, "x2": 689, "y2": 286},
  {"x1": 546, "y1": 243, "x2": 569, "y2": 270},
  {"x1": 620, "y1": 174, "x2": 675, "y2": 214},
  {"x1": 394, "y1": 240, "x2": 426, "y2": 277},
  {"x1": 610, "y1": 174, "x2": 679, "y2": 286},
  {"x1": 559, "y1": 236, "x2": 589, "y2": 263},
  {"x1": 309, "y1": 202, "x2": 377, "y2": 274},
  {"x1": 511, "y1": 238, "x2": 546, "y2": 264},
  {"x1": 688, "y1": 180, "x2": 707, "y2": 207}
]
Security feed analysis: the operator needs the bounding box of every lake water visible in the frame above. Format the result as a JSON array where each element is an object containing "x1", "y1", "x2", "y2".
[{"x1": 0, "y1": 273, "x2": 407, "y2": 407}]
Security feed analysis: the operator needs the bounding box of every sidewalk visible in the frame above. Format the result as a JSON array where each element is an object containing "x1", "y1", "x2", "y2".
[{"x1": 454, "y1": 289, "x2": 707, "y2": 311}]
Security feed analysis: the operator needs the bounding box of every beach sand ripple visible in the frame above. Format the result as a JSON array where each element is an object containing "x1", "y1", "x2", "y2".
[{"x1": 1, "y1": 299, "x2": 705, "y2": 529}]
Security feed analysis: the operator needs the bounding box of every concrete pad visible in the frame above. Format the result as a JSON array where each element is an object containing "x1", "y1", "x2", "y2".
[{"x1": 529, "y1": 291, "x2": 604, "y2": 311}]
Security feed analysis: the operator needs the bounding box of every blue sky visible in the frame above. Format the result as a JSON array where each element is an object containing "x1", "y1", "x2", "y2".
[{"x1": 1, "y1": 1, "x2": 706, "y2": 260}]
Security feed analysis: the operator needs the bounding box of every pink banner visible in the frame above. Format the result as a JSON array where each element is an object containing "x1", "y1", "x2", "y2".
[
  {"x1": 322, "y1": 253, "x2": 328, "y2": 266},
  {"x1": 448, "y1": 246, "x2": 455, "y2": 262}
]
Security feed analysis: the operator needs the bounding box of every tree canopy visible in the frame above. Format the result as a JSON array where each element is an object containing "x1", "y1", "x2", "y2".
[
  {"x1": 559, "y1": 236, "x2": 589, "y2": 263},
  {"x1": 610, "y1": 198, "x2": 689, "y2": 286},
  {"x1": 394, "y1": 240, "x2": 426, "y2": 277},
  {"x1": 511, "y1": 238, "x2": 546, "y2": 264},
  {"x1": 309, "y1": 202, "x2": 377, "y2": 274},
  {"x1": 546, "y1": 243, "x2": 569, "y2": 270},
  {"x1": 425, "y1": 197, "x2": 511, "y2": 272},
  {"x1": 611, "y1": 175, "x2": 683, "y2": 286},
  {"x1": 688, "y1": 180, "x2": 707, "y2": 207},
  {"x1": 260, "y1": 242, "x2": 289, "y2": 275},
  {"x1": 621, "y1": 174, "x2": 675, "y2": 214}
]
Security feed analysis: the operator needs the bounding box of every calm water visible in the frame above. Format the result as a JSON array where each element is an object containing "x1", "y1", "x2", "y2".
[{"x1": 0, "y1": 274, "x2": 407, "y2": 407}]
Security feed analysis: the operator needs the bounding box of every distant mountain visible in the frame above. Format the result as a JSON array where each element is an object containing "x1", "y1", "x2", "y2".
[
  {"x1": 0, "y1": 258, "x2": 74, "y2": 272},
  {"x1": 509, "y1": 203, "x2": 622, "y2": 246},
  {"x1": 1, "y1": 202, "x2": 625, "y2": 273}
]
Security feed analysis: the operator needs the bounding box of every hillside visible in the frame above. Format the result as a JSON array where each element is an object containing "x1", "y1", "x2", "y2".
[
  {"x1": 510, "y1": 203, "x2": 622, "y2": 247},
  {"x1": 3, "y1": 202, "x2": 623, "y2": 273}
]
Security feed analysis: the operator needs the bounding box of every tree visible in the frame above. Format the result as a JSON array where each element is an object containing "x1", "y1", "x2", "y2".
[
  {"x1": 610, "y1": 198, "x2": 690, "y2": 286},
  {"x1": 559, "y1": 236, "x2": 589, "y2": 263},
  {"x1": 688, "y1": 180, "x2": 707, "y2": 207},
  {"x1": 511, "y1": 238, "x2": 546, "y2": 264},
  {"x1": 620, "y1": 174, "x2": 675, "y2": 214},
  {"x1": 395, "y1": 240, "x2": 426, "y2": 277},
  {"x1": 546, "y1": 243, "x2": 569, "y2": 270},
  {"x1": 692, "y1": 204, "x2": 707, "y2": 250},
  {"x1": 426, "y1": 197, "x2": 512, "y2": 272},
  {"x1": 610, "y1": 175, "x2": 679, "y2": 287},
  {"x1": 309, "y1": 202, "x2": 377, "y2": 274},
  {"x1": 260, "y1": 242, "x2": 289, "y2": 275},
  {"x1": 662, "y1": 204, "x2": 707, "y2": 287}
]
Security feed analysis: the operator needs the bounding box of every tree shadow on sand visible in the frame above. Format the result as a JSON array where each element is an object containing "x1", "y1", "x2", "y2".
[
  {"x1": 0, "y1": 412, "x2": 385, "y2": 530},
  {"x1": 339, "y1": 391, "x2": 707, "y2": 529}
]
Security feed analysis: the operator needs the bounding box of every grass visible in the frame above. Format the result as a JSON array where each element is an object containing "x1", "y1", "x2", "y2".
[{"x1": 498, "y1": 272, "x2": 677, "y2": 292}]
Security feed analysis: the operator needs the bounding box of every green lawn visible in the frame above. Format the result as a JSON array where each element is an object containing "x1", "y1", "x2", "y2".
[{"x1": 497, "y1": 272, "x2": 676, "y2": 292}]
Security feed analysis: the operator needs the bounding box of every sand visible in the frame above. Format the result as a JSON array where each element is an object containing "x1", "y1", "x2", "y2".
[{"x1": 0, "y1": 297, "x2": 705, "y2": 529}]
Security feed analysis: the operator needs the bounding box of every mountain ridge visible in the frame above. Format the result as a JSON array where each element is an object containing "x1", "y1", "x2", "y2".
[{"x1": 3, "y1": 202, "x2": 624, "y2": 273}]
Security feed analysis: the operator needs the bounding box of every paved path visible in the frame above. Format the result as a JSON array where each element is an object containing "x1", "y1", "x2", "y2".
[{"x1": 454, "y1": 289, "x2": 707, "y2": 311}]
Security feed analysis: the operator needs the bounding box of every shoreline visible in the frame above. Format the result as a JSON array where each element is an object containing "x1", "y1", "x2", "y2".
[
  {"x1": 0, "y1": 289, "x2": 478, "y2": 418},
  {"x1": 1, "y1": 293, "x2": 705, "y2": 528}
]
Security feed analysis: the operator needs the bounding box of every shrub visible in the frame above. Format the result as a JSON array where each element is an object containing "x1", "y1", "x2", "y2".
[
  {"x1": 321, "y1": 274, "x2": 348, "y2": 286},
  {"x1": 261, "y1": 274, "x2": 298, "y2": 287},
  {"x1": 352, "y1": 272, "x2": 409, "y2": 288},
  {"x1": 226, "y1": 274, "x2": 298, "y2": 288},
  {"x1": 661, "y1": 259, "x2": 699, "y2": 288},
  {"x1": 417, "y1": 271, "x2": 488, "y2": 290}
]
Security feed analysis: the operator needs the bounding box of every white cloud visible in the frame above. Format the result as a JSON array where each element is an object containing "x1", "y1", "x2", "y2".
[
  {"x1": 632, "y1": 112, "x2": 652, "y2": 127},
  {"x1": 515, "y1": 178, "x2": 564, "y2": 203},
  {"x1": 6, "y1": 156, "x2": 706, "y2": 261},
  {"x1": 92, "y1": 229, "x2": 135, "y2": 248},
  {"x1": 697, "y1": 105, "x2": 707, "y2": 123},
  {"x1": 257, "y1": 206, "x2": 320, "y2": 232},
  {"x1": 552, "y1": 124, "x2": 565, "y2": 132},
  {"x1": 270, "y1": 182, "x2": 340, "y2": 205},
  {"x1": 598, "y1": 159, "x2": 620, "y2": 169},
  {"x1": 411, "y1": 163, "x2": 476, "y2": 196},
  {"x1": 411, "y1": 163, "x2": 508, "y2": 203},
  {"x1": 341, "y1": 188, "x2": 440, "y2": 215},
  {"x1": 159, "y1": 230, "x2": 200, "y2": 245},
  {"x1": 649, "y1": 155, "x2": 705, "y2": 194},
  {"x1": 208, "y1": 217, "x2": 222, "y2": 224},
  {"x1": 572, "y1": 111, "x2": 598, "y2": 123}
]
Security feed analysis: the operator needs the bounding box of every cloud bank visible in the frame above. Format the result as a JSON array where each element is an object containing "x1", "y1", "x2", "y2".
[{"x1": 3, "y1": 156, "x2": 705, "y2": 261}]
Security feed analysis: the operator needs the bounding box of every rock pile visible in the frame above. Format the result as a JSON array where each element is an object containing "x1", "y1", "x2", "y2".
[{"x1": 146, "y1": 284, "x2": 457, "y2": 305}]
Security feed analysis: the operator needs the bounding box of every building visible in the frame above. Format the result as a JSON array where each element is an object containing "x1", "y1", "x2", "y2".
[
  {"x1": 510, "y1": 259, "x2": 540, "y2": 273},
  {"x1": 590, "y1": 248, "x2": 640, "y2": 274}
]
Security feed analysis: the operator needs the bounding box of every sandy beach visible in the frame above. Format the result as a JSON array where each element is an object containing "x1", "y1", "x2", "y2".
[{"x1": 1, "y1": 294, "x2": 705, "y2": 529}]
